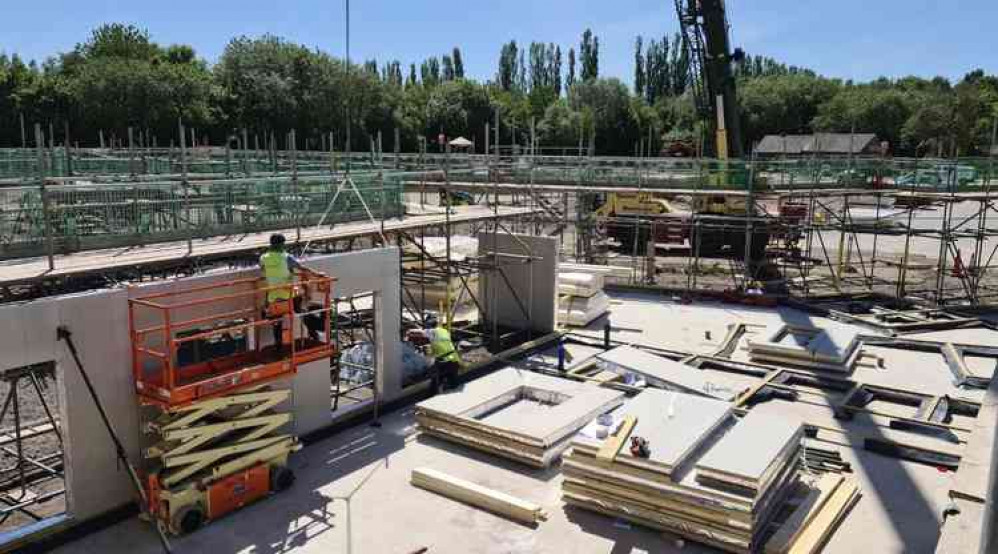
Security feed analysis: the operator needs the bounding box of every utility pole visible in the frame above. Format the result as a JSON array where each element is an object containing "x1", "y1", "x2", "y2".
[{"x1": 345, "y1": 0, "x2": 352, "y2": 175}]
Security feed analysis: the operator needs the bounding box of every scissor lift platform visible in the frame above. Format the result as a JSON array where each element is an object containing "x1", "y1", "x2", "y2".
[{"x1": 129, "y1": 272, "x2": 336, "y2": 533}]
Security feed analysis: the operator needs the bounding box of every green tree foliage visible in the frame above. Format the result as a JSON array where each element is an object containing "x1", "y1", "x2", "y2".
[
  {"x1": 567, "y1": 48, "x2": 576, "y2": 90},
  {"x1": 77, "y1": 23, "x2": 159, "y2": 61},
  {"x1": 634, "y1": 37, "x2": 645, "y2": 98},
  {"x1": 538, "y1": 99, "x2": 582, "y2": 145},
  {"x1": 580, "y1": 29, "x2": 599, "y2": 81},
  {"x1": 553, "y1": 46, "x2": 563, "y2": 96},
  {"x1": 496, "y1": 41, "x2": 520, "y2": 92},
  {"x1": 2, "y1": 23, "x2": 996, "y2": 158},
  {"x1": 441, "y1": 56, "x2": 455, "y2": 81},
  {"x1": 569, "y1": 78, "x2": 637, "y2": 155},
  {"x1": 452, "y1": 47, "x2": 465, "y2": 79},
  {"x1": 812, "y1": 87, "x2": 911, "y2": 150},
  {"x1": 738, "y1": 74, "x2": 839, "y2": 146}
]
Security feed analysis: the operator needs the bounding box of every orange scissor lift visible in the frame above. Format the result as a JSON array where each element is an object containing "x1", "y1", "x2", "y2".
[{"x1": 129, "y1": 271, "x2": 335, "y2": 534}]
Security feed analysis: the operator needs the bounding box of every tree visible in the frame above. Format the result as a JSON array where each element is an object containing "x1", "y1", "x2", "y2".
[
  {"x1": 420, "y1": 57, "x2": 441, "y2": 88},
  {"x1": 442, "y1": 55, "x2": 455, "y2": 81},
  {"x1": 407, "y1": 63, "x2": 418, "y2": 87},
  {"x1": 77, "y1": 23, "x2": 159, "y2": 61},
  {"x1": 538, "y1": 99, "x2": 581, "y2": 146},
  {"x1": 569, "y1": 78, "x2": 637, "y2": 154},
  {"x1": 424, "y1": 79, "x2": 493, "y2": 142},
  {"x1": 567, "y1": 48, "x2": 576, "y2": 90},
  {"x1": 813, "y1": 87, "x2": 911, "y2": 150},
  {"x1": 518, "y1": 50, "x2": 527, "y2": 91},
  {"x1": 738, "y1": 73, "x2": 839, "y2": 148},
  {"x1": 634, "y1": 37, "x2": 645, "y2": 98},
  {"x1": 496, "y1": 41, "x2": 519, "y2": 92},
  {"x1": 452, "y1": 47, "x2": 465, "y2": 79},
  {"x1": 553, "y1": 46, "x2": 563, "y2": 96},
  {"x1": 580, "y1": 29, "x2": 599, "y2": 81}
]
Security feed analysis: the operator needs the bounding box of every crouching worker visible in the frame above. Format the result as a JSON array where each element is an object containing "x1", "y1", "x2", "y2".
[
  {"x1": 425, "y1": 315, "x2": 461, "y2": 393},
  {"x1": 260, "y1": 233, "x2": 325, "y2": 347}
]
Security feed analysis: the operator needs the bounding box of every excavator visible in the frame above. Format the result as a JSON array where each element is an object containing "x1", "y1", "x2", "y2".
[{"x1": 598, "y1": 0, "x2": 805, "y2": 266}]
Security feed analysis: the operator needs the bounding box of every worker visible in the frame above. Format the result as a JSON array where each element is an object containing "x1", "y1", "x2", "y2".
[
  {"x1": 425, "y1": 315, "x2": 460, "y2": 393},
  {"x1": 260, "y1": 233, "x2": 323, "y2": 346}
]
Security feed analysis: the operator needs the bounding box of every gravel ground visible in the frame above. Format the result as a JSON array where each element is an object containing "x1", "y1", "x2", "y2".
[{"x1": 0, "y1": 364, "x2": 66, "y2": 532}]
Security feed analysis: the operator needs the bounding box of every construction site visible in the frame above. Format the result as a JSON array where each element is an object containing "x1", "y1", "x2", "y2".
[{"x1": 1, "y1": 2, "x2": 997, "y2": 554}]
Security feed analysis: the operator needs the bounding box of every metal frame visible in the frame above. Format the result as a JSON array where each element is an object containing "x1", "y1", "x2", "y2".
[{"x1": 128, "y1": 273, "x2": 336, "y2": 407}]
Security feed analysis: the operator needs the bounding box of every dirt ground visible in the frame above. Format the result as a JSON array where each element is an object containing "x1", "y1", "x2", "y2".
[{"x1": 0, "y1": 365, "x2": 66, "y2": 532}]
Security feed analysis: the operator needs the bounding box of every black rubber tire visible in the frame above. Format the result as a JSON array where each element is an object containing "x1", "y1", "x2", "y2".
[
  {"x1": 174, "y1": 504, "x2": 205, "y2": 535},
  {"x1": 271, "y1": 465, "x2": 295, "y2": 492}
]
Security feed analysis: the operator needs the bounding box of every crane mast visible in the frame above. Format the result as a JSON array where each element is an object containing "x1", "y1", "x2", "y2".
[{"x1": 675, "y1": 0, "x2": 744, "y2": 159}]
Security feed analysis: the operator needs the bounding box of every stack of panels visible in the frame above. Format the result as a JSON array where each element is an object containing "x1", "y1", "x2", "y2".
[
  {"x1": 559, "y1": 291, "x2": 610, "y2": 327},
  {"x1": 562, "y1": 393, "x2": 801, "y2": 553},
  {"x1": 747, "y1": 324, "x2": 861, "y2": 373},
  {"x1": 416, "y1": 368, "x2": 626, "y2": 467},
  {"x1": 558, "y1": 271, "x2": 610, "y2": 327}
]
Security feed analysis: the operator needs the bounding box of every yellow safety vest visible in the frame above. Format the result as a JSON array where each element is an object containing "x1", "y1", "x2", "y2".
[
  {"x1": 430, "y1": 326, "x2": 459, "y2": 363},
  {"x1": 260, "y1": 250, "x2": 293, "y2": 303}
]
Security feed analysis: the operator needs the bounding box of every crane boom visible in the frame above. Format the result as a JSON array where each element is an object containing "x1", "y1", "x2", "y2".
[{"x1": 675, "y1": 0, "x2": 743, "y2": 159}]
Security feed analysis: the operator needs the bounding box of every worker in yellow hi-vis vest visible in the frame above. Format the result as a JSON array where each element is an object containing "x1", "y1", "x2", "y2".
[
  {"x1": 425, "y1": 314, "x2": 461, "y2": 393},
  {"x1": 260, "y1": 233, "x2": 324, "y2": 347}
]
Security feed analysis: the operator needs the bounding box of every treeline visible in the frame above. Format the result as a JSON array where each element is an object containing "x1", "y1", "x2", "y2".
[{"x1": 1, "y1": 23, "x2": 996, "y2": 156}]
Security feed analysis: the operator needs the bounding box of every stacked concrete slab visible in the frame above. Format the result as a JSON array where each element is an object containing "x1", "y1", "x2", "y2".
[
  {"x1": 562, "y1": 391, "x2": 802, "y2": 553},
  {"x1": 557, "y1": 264, "x2": 611, "y2": 327},
  {"x1": 416, "y1": 367, "x2": 625, "y2": 467},
  {"x1": 747, "y1": 323, "x2": 861, "y2": 373}
]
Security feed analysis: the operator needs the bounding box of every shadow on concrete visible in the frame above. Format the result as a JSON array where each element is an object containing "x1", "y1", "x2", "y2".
[{"x1": 771, "y1": 304, "x2": 943, "y2": 552}]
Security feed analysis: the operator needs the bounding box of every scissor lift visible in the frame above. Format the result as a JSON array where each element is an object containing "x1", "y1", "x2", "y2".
[{"x1": 129, "y1": 272, "x2": 335, "y2": 534}]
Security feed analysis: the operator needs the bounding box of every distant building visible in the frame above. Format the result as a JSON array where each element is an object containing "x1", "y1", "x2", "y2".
[{"x1": 754, "y1": 133, "x2": 883, "y2": 157}]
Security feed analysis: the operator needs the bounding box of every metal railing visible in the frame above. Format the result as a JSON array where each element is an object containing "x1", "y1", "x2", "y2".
[{"x1": 0, "y1": 173, "x2": 404, "y2": 259}]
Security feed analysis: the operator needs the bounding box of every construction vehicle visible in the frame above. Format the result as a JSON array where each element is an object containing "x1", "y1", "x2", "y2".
[
  {"x1": 597, "y1": 0, "x2": 804, "y2": 269},
  {"x1": 129, "y1": 270, "x2": 335, "y2": 535}
]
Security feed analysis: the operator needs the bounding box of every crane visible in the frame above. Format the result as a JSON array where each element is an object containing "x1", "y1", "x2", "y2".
[{"x1": 674, "y1": 0, "x2": 745, "y2": 159}]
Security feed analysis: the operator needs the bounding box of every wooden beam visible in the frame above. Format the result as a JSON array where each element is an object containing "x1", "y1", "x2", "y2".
[
  {"x1": 596, "y1": 415, "x2": 637, "y2": 462},
  {"x1": 764, "y1": 474, "x2": 844, "y2": 554},
  {"x1": 734, "y1": 370, "x2": 784, "y2": 408},
  {"x1": 787, "y1": 478, "x2": 860, "y2": 554},
  {"x1": 410, "y1": 467, "x2": 547, "y2": 525}
]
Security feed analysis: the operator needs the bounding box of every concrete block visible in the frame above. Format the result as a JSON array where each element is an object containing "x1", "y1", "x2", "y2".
[
  {"x1": 293, "y1": 358, "x2": 333, "y2": 436},
  {"x1": 477, "y1": 233, "x2": 558, "y2": 334},
  {"x1": 0, "y1": 299, "x2": 59, "y2": 371},
  {"x1": 55, "y1": 289, "x2": 139, "y2": 521}
]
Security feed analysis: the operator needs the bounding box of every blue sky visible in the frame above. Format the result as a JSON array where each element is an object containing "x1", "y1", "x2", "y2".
[{"x1": 2, "y1": 0, "x2": 996, "y2": 84}]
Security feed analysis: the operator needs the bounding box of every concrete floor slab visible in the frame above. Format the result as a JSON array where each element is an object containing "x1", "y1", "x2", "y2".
[
  {"x1": 573, "y1": 390, "x2": 732, "y2": 474},
  {"x1": 596, "y1": 346, "x2": 733, "y2": 400},
  {"x1": 695, "y1": 410, "x2": 801, "y2": 488},
  {"x1": 417, "y1": 367, "x2": 624, "y2": 444},
  {"x1": 51, "y1": 408, "x2": 712, "y2": 554}
]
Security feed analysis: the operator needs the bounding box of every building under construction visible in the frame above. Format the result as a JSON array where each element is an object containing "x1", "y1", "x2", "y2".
[{"x1": 0, "y1": 126, "x2": 996, "y2": 553}]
